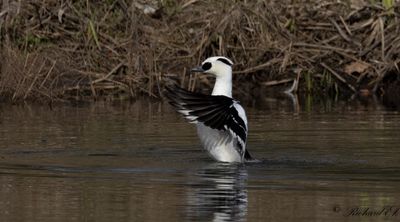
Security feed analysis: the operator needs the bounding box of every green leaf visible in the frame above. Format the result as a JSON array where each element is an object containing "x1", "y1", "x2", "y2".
[{"x1": 88, "y1": 20, "x2": 100, "y2": 49}]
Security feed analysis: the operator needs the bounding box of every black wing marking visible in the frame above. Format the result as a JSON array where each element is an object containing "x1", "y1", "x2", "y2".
[{"x1": 164, "y1": 85, "x2": 247, "y2": 146}]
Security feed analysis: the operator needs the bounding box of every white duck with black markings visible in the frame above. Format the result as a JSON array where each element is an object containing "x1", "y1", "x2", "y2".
[{"x1": 165, "y1": 56, "x2": 253, "y2": 163}]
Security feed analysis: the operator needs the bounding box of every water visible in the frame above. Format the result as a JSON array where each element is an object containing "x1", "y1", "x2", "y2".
[{"x1": 0, "y1": 97, "x2": 400, "y2": 222}]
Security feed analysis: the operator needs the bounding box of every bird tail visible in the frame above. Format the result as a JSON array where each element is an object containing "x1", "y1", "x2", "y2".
[{"x1": 244, "y1": 149, "x2": 252, "y2": 161}]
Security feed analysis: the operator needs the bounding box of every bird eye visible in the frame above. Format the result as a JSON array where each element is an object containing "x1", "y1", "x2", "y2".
[{"x1": 202, "y1": 62, "x2": 212, "y2": 71}]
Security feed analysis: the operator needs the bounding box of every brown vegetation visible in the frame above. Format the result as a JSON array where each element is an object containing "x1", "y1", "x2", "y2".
[{"x1": 0, "y1": 0, "x2": 399, "y2": 102}]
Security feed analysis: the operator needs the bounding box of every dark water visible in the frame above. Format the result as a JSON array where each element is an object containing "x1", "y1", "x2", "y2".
[{"x1": 0, "y1": 97, "x2": 400, "y2": 222}]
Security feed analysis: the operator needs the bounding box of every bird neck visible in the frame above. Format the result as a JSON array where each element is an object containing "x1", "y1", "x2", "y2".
[{"x1": 212, "y1": 73, "x2": 232, "y2": 97}]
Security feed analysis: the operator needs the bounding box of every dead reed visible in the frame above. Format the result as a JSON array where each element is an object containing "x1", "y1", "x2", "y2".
[{"x1": 0, "y1": 0, "x2": 399, "y2": 102}]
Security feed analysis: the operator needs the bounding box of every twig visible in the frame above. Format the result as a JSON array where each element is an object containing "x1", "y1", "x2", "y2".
[
  {"x1": 182, "y1": 0, "x2": 198, "y2": 9},
  {"x1": 89, "y1": 75, "x2": 97, "y2": 97},
  {"x1": 91, "y1": 62, "x2": 123, "y2": 84},
  {"x1": 339, "y1": 16, "x2": 352, "y2": 36},
  {"x1": 379, "y1": 17, "x2": 385, "y2": 62},
  {"x1": 0, "y1": 10, "x2": 8, "y2": 18},
  {"x1": 40, "y1": 60, "x2": 56, "y2": 88},
  {"x1": 329, "y1": 18, "x2": 361, "y2": 47},
  {"x1": 321, "y1": 62, "x2": 356, "y2": 92},
  {"x1": 285, "y1": 69, "x2": 301, "y2": 94},
  {"x1": 234, "y1": 58, "x2": 281, "y2": 74},
  {"x1": 263, "y1": 78, "x2": 293, "y2": 86},
  {"x1": 372, "y1": 69, "x2": 386, "y2": 93},
  {"x1": 24, "y1": 60, "x2": 46, "y2": 99},
  {"x1": 293, "y1": 42, "x2": 357, "y2": 53}
]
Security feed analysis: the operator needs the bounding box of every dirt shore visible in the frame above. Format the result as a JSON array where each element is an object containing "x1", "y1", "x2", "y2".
[{"x1": 1, "y1": 0, "x2": 399, "y2": 102}]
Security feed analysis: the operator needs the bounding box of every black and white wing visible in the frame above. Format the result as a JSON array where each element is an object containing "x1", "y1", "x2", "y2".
[{"x1": 164, "y1": 85, "x2": 251, "y2": 160}]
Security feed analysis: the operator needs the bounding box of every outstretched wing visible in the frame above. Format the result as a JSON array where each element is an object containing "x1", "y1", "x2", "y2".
[{"x1": 164, "y1": 85, "x2": 248, "y2": 157}]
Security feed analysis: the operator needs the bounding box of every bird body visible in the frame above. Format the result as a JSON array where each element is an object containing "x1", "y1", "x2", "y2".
[{"x1": 165, "y1": 56, "x2": 252, "y2": 163}]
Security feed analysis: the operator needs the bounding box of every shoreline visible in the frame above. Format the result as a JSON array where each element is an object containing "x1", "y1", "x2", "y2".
[{"x1": 1, "y1": 0, "x2": 399, "y2": 103}]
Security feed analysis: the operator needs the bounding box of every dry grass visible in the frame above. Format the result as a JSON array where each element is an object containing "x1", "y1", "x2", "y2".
[{"x1": 1, "y1": 0, "x2": 399, "y2": 102}]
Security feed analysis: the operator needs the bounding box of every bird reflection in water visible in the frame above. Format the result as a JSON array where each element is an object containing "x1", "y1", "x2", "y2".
[{"x1": 186, "y1": 163, "x2": 248, "y2": 222}]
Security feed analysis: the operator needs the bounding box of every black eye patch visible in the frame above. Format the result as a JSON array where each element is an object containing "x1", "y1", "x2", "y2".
[
  {"x1": 217, "y1": 58, "x2": 233, "y2": 66},
  {"x1": 202, "y1": 62, "x2": 212, "y2": 71}
]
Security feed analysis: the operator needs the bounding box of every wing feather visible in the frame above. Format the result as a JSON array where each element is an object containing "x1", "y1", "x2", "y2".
[{"x1": 164, "y1": 84, "x2": 249, "y2": 158}]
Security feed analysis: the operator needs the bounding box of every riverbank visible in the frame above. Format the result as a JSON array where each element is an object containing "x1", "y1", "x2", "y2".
[{"x1": 1, "y1": 0, "x2": 399, "y2": 103}]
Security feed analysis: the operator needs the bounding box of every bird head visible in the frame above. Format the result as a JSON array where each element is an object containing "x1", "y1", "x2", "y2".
[{"x1": 191, "y1": 56, "x2": 233, "y2": 78}]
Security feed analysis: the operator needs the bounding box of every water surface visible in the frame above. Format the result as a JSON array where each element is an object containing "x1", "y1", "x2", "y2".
[{"x1": 0, "y1": 97, "x2": 399, "y2": 221}]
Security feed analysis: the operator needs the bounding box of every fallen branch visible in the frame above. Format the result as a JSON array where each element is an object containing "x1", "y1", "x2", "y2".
[
  {"x1": 91, "y1": 62, "x2": 124, "y2": 84},
  {"x1": 234, "y1": 58, "x2": 281, "y2": 74},
  {"x1": 321, "y1": 62, "x2": 357, "y2": 93},
  {"x1": 263, "y1": 78, "x2": 293, "y2": 86}
]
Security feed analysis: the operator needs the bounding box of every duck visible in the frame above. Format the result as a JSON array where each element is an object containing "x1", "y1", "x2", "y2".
[{"x1": 165, "y1": 56, "x2": 252, "y2": 163}]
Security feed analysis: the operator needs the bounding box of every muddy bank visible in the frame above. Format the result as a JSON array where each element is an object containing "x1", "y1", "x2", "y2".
[{"x1": 0, "y1": 0, "x2": 399, "y2": 102}]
